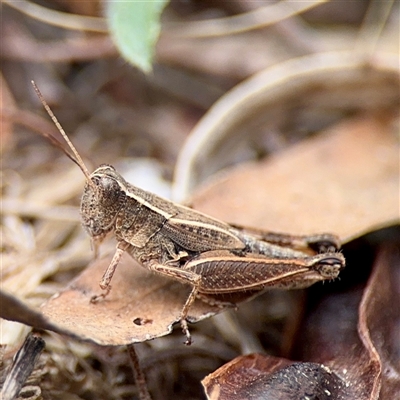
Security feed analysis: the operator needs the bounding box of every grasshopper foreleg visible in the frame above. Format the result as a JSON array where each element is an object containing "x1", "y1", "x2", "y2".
[{"x1": 91, "y1": 245, "x2": 126, "y2": 303}]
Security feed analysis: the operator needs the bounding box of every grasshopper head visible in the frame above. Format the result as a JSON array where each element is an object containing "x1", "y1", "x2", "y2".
[{"x1": 80, "y1": 164, "x2": 126, "y2": 243}]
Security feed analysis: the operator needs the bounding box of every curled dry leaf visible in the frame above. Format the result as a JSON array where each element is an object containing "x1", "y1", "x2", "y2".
[
  {"x1": 41, "y1": 255, "x2": 224, "y2": 345},
  {"x1": 173, "y1": 51, "x2": 399, "y2": 200},
  {"x1": 359, "y1": 246, "x2": 400, "y2": 398},
  {"x1": 202, "y1": 246, "x2": 400, "y2": 400},
  {"x1": 296, "y1": 287, "x2": 379, "y2": 399},
  {"x1": 190, "y1": 115, "x2": 399, "y2": 242}
]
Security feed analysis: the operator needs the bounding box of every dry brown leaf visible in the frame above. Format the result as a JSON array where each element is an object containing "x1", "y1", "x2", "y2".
[
  {"x1": 297, "y1": 287, "x2": 378, "y2": 399},
  {"x1": 41, "y1": 255, "x2": 224, "y2": 345},
  {"x1": 202, "y1": 354, "x2": 291, "y2": 399},
  {"x1": 202, "y1": 354, "x2": 348, "y2": 400},
  {"x1": 173, "y1": 52, "x2": 399, "y2": 200},
  {"x1": 356, "y1": 245, "x2": 400, "y2": 398},
  {"x1": 190, "y1": 115, "x2": 399, "y2": 242}
]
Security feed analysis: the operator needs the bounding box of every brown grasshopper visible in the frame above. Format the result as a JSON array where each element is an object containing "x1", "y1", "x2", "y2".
[{"x1": 32, "y1": 82, "x2": 345, "y2": 345}]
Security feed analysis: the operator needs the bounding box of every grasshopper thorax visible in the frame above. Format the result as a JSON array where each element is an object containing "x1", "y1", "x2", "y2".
[{"x1": 80, "y1": 164, "x2": 127, "y2": 242}]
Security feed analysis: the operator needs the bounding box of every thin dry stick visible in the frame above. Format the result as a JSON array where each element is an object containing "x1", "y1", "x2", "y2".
[
  {"x1": 0, "y1": 333, "x2": 45, "y2": 400},
  {"x1": 164, "y1": 0, "x2": 329, "y2": 38},
  {"x1": 127, "y1": 345, "x2": 152, "y2": 400},
  {"x1": 354, "y1": 0, "x2": 395, "y2": 57},
  {"x1": 3, "y1": 0, "x2": 107, "y2": 32}
]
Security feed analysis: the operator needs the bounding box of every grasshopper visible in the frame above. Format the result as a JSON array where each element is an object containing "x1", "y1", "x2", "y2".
[{"x1": 32, "y1": 82, "x2": 345, "y2": 345}]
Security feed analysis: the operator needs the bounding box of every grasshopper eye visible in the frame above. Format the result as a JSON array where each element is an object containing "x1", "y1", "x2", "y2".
[
  {"x1": 93, "y1": 176, "x2": 123, "y2": 208},
  {"x1": 100, "y1": 177, "x2": 121, "y2": 207}
]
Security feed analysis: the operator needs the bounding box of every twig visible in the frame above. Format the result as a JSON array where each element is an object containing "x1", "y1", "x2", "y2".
[
  {"x1": 164, "y1": 0, "x2": 330, "y2": 38},
  {"x1": 127, "y1": 344, "x2": 152, "y2": 400},
  {"x1": 354, "y1": 0, "x2": 395, "y2": 57},
  {"x1": 0, "y1": 333, "x2": 45, "y2": 400},
  {"x1": 3, "y1": 0, "x2": 107, "y2": 32}
]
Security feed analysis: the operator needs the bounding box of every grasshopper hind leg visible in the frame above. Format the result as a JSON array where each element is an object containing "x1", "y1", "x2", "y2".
[
  {"x1": 148, "y1": 262, "x2": 202, "y2": 345},
  {"x1": 230, "y1": 226, "x2": 341, "y2": 254}
]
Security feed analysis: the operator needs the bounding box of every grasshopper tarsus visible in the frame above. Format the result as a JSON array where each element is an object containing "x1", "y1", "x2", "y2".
[
  {"x1": 181, "y1": 320, "x2": 192, "y2": 346},
  {"x1": 307, "y1": 237, "x2": 341, "y2": 253},
  {"x1": 90, "y1": 286, "x2": 112, "y2": 303}
]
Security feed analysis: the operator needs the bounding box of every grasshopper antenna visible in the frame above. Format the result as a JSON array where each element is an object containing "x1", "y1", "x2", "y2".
[{"x1": 31, "y1": 80, "x2": 96, "y2": 189}]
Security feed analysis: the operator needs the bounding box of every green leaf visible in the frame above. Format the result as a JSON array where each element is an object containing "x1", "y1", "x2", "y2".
[{"x1": 106, "y1": 0, "x2": 169, "y2": 73}]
